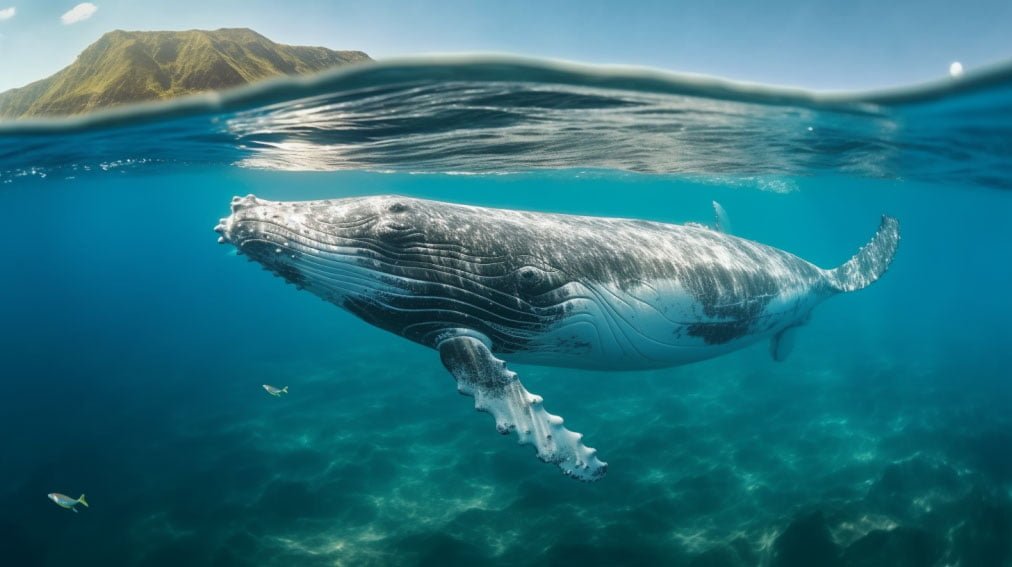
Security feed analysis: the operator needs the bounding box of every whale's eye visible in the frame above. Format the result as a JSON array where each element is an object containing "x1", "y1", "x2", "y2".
[
  {"x1": 515, "y1": 265, "x2": 548, "y2": 293},
  {"x1": 388, "y1": 202, "x2": 408, "y2": 213},
  {"x1": 514, "y1": 259, "x2": 566, "y2": 299}
]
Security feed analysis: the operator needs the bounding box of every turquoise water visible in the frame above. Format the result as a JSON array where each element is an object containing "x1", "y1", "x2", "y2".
[{"x1": 1, "y1": 58, "x2": 1011, "y2": 566}]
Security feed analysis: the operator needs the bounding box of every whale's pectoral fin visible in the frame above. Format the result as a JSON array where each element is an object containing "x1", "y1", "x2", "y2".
[
  {"x1": 438, "y1": 335, "x2": 607, "y2": 481},
  {"x1": 770, "y1": 325, "x2": 800, "y2": 362}
]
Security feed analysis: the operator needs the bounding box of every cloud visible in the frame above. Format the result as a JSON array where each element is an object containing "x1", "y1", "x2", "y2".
[
  {"x1": 61, "y1": 3, "x2": 97, "y2": 25},
  {"x1": 0, "y1": 7, "x2": 16, "y2": 21}
]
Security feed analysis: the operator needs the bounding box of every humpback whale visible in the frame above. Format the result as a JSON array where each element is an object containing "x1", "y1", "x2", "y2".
[{"x1": 215, "y1": 195, "x2": 899, "y2": 481}]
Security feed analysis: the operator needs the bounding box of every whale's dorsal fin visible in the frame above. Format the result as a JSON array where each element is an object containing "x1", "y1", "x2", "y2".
[
  {"x1": 712, "y1": 201, "x2": 732, "y2": 234},
  {"x1": 438, "y1": 334, "x2": 607, "y2": 481}
]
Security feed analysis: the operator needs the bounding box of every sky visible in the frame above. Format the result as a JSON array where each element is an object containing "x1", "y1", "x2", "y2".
[{"x1": 0, "y1": 0, "x2": 1010, "y2": 93}]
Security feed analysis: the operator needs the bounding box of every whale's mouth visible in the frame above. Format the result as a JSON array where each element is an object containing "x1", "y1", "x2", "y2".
[{"x1": 215, "y1": 194, "x2": 311, "y2": 291}]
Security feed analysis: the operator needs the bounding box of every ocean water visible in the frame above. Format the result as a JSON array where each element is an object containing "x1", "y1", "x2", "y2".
[{"x1": 1, "y1": 57, "x2": 1011, "y2": 566}]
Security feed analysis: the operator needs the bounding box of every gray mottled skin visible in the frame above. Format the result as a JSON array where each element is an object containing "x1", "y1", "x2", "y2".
[{"x1": 215, "y1": 194, "x2": 899, "y2": 480}]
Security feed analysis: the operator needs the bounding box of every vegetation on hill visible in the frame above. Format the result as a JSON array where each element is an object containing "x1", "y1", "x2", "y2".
[{"x1": 0, "y1": 28, "x2": 371, "y2": 119}]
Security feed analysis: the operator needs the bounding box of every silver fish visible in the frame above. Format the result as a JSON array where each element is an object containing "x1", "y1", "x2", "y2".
[
  {"x1": 48, "y1": 492, "x2": 88, "y2": 513},
  {"x1": 262, "y1": 384, "x2": 289, "y2": 397}
]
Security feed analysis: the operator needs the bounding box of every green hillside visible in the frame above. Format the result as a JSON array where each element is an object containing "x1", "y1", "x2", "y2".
[{"x1": 0, "y1": 28, "x2": 371, "y2": 119}]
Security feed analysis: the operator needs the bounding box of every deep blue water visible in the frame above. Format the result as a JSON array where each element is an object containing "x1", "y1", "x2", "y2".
[{"x1": 1, "y1": 57, "x2": 1011, "y2": 566}]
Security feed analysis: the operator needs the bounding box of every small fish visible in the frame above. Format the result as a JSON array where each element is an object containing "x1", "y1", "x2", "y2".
[
  {"x1": 263, "y1": 384, "x2": 288, "y2": 397},
  {"x1": 48, "y1": 493, "x2": 88, "y2": 513}
]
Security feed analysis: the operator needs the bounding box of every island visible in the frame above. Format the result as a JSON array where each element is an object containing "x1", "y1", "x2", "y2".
[{"x1": 0, "y1": 28, "x2": 371, "y2": 119}]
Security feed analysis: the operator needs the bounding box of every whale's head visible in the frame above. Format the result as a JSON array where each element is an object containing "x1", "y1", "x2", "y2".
[
  {"x1": 215, "y1": 194, "x2": 410, "y2": 298},
  {"x1": 215, "y1": 194, "x2": 573, "y2": 348}
]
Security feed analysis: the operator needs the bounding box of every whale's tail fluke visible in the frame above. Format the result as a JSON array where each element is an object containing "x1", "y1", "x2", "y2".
[{"x1": 827, "y1": 215, "x2": 900, "y2": 293}]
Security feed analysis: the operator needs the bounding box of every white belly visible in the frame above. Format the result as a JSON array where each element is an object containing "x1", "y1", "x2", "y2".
[{"x1": 503, "y1": 279, "x2": 819, "y2": 370}]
